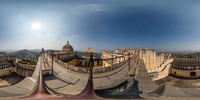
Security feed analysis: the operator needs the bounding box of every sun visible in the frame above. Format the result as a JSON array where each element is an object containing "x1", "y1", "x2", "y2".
[{"x1": 32, "y1": 22, "x2": 41, "y2": 30}]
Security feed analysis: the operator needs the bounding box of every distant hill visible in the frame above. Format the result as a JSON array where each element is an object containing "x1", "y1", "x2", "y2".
[
  {"x1": 0, "y1": 52, "x2": 8, "y2": 56},
  {"x1": 193, "y1": 52, "x2": 200, "y2": 55},
  {"x1": 11, "y1": 49, "x2": 40, "y2": 62},
  {"x1": 28, "y1": 49, "x2": 41, "y2": 52},
  {"x1": 172, "y1": 52, "x2": 200, "y2": 58}
]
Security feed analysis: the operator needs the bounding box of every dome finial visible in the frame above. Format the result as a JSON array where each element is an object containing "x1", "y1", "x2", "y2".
[{"x1": 67, "y1": 40, "x2": 69, "y2": 45}]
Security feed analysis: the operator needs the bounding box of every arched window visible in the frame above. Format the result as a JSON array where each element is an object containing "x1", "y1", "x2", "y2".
[
  {"x1": 190, "y1": 72, "x2": 196, "y2": 77},
  {"x1": 85, "y1": 61, "x2": 87, "y2": 66},
  {"x1": 174, "y1": 71, "x2": 176, "y2": 74}
]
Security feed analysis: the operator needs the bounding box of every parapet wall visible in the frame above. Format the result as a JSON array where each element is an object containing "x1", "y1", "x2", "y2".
[
  {"x1": 52, "y1": 51, "x2": 78, "y2": 61},
  {"x1": 173, "y1": 58, "x2": 200, "y2": 63},
  {"x1": 16, "y1": 63, "x2": 36, "y2": 77},
  {"x1": 151, "y1": 59, "x2": 173, "y2": 81},
  {"x1": 0, "y1": 67, "x2": 15, "y2": 77},
  {"x1": 170, "y1": 58, "x2": 200, "y2": 78},
  {"x1": 54, "y1": 57, "x2": 134, "y2": 74},
  {"x1": 169, "y1": 68, "x2": 200, "y2": 78}
]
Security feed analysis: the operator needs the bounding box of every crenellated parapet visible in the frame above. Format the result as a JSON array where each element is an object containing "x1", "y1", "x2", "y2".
[
  {"x1": 173, "y1": 58, "x2": 200, "y2": 63},
  {"x1": 171, "y1": 58, "x2": 200, "y2": 70},
  {"x1": 171, "y1": 64, "x2": 200, "y2": 70}
]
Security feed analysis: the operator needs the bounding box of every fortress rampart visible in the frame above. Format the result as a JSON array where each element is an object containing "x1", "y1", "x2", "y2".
[{"x1": 169, "y1": 58, "x2": 200, "y2": 78}]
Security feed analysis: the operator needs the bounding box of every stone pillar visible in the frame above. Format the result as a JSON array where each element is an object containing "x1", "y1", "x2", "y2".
[
  {"x1": 111, "y1": 52, "x2": 113, "y2": 70},
  {"x1": 51, "y1": 51, "x2": 54, "y2": 75},
  {"x1": 128, "y1": 52, "x2": 130, "y2": 71},
  {"x1": 68, "y1": 51, "x2": 69, "y2": 65}
]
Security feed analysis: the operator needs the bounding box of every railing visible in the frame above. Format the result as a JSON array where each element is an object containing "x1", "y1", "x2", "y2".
[
  {"x1": 0, "y1": 48, "x2": 154, "y2": 99},
  {"x1": 29, "y1": 50, "x2": 99, "y2": 99},
  {"x1": 54, "y1": 53, "x2": 138, "y2": 74},
  {"x1": 51, "y1": 51, "x2": 140, "y2": 90}
]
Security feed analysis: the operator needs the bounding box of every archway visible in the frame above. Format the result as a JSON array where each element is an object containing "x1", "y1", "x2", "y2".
[{"x1": 190, "y1": 72, "x2": 196, "y2": 77}]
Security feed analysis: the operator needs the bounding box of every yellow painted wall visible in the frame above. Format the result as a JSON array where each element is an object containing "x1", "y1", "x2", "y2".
[
  {"x1": 169, "y1": 68, "x2": 200, "y2": 78},
  {"x1": 73, "y1": 58, "x2": 103, "y2": 67},
  {"x1": 102, "y1": 61, "x2": 111, "y2": 67},
  {"x1": 69, "y1": 58, "x2": 78, "y2": 65}
]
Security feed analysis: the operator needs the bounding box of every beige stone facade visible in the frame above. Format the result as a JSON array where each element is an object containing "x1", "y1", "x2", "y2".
[
  {"x1": 0, "y1": 54, "x2": 16, "y2": 77},
  {"x1": 170, "y1": 58, "x2": 200, "y2": 78}
]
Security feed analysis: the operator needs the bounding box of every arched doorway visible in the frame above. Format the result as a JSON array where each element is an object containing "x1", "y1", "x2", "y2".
[
  {"x1": 174, "y1": 71, "x2": 176, "y2": 75},
  {"x1": 190, "y1": 72, "x2": 196, "y2": 77}
]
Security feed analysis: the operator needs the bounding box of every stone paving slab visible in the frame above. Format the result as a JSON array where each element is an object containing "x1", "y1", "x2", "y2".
[{"x1": 149, "y1": 84, "x2": 200, "y2": 98}]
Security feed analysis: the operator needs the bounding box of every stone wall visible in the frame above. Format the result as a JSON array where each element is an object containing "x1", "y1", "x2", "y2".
[
  {"x1": 0, "y1": 67, "x2": 15, "y2": 77},
  {"x1": 0, "y1": 55, "x2": 16, "y2": 62},
  {"x1": 171, "y1": 64, "x2": 200, "y2": 70},
  {"x1": 0, "y1": 57, "x2": 41, "y2": 98},
  {"x1": 16, "y1": 63, "x2": 36, "y2": 77},
  {"x1": 0, "y1": 55, "x2": 16, "y2": 77},
  {"x1": 173, "y1": 58, "x2": 200, "y2": 63},
  {"x1": 52, "y1": 51, "x2": 78, "y2": 61},
  {"x1": 136, "y1": 49, "x2": 173, "y2": 81},
  {"x1": 148, "y1": 58, "x2": 173, "y2": 73},
  {"x1": 170, "y1": 58, "x2": 200, "y2": 78},
  {"x1": 139, "y1": 49, "x2": 171, "y2": 71},
  {"x1": 169, "y1": 67, "x2": 200, "y2": 78},
  {"x1": 151, "y1": 60, "x2": 172, "y2": 81}
]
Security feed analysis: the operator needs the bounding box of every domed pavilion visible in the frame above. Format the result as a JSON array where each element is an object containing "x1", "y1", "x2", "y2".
[{"x1": 62, "y1": 41, "x2": 73, "y2": 52}]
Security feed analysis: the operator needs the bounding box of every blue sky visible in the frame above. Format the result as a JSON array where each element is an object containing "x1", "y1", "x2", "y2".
[{"x1": 0, "y1": 0, "x2": 200, "y2": 52}]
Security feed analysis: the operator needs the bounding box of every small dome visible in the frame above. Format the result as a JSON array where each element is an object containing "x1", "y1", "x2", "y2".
[
  {"x1": 62, "y1": 41, "x2": 73, "y2": 52},
  {"x1": 85, "y1": 48, "x2": 95, "y2": 54}
]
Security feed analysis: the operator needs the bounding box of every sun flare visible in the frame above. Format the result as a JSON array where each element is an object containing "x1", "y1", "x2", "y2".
[{"x1": 32, "y1": 23, "x2": 41, "y2": 29}]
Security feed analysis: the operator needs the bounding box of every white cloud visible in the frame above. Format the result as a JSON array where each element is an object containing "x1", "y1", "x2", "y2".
[
  {"x1": 70, "y1": 4, "x2": 110, "y2": 12},
  {"x1": 71, "y1": 35, "x2": 76, "y2": 38}
]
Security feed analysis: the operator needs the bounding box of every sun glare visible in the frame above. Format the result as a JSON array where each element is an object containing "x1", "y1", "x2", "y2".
[{"x1": 32, "y1": 22, "x2": 41, "y2": 29}]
